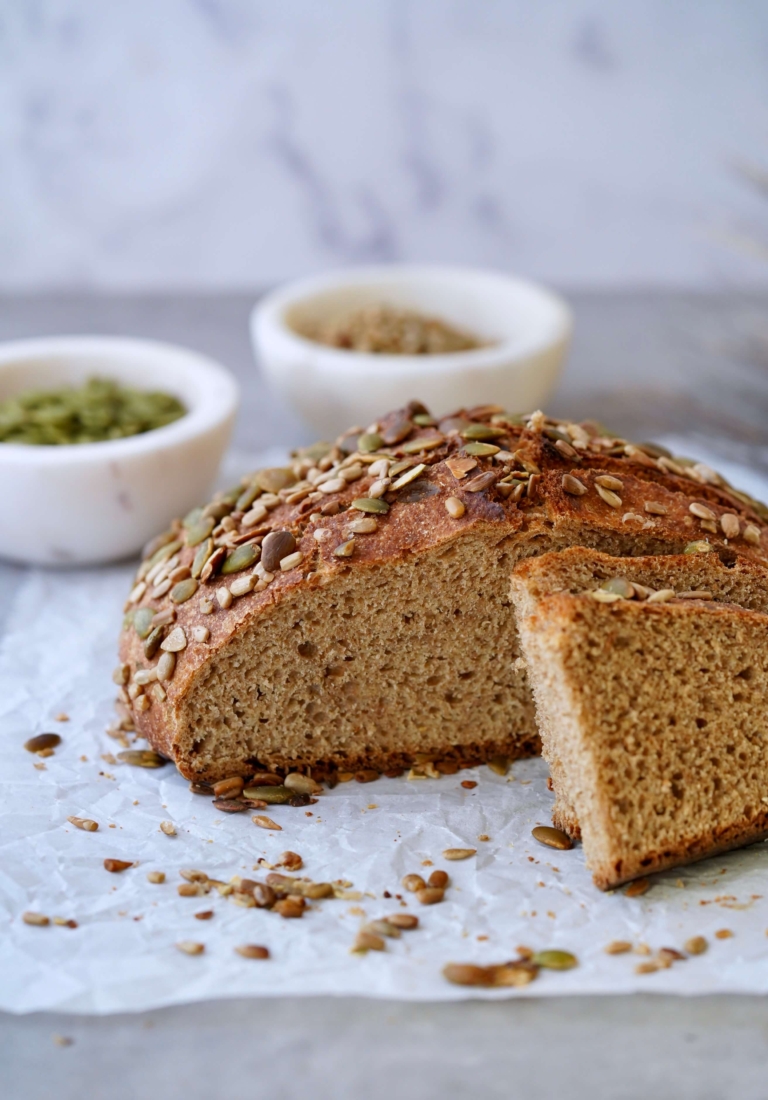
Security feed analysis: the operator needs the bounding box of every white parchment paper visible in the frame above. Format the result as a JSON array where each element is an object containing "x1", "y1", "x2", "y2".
[{"x1": 2, "y1": 444, "x2": 768, "y2": 1014}]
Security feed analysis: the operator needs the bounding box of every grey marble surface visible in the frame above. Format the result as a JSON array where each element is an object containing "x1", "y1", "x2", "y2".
[
  {"x1": 4, "y1": 2, "x2": 768, "y2": 290},
  {"x1": 4, "y1": 291, "x2": 768, "y2": 1099}
]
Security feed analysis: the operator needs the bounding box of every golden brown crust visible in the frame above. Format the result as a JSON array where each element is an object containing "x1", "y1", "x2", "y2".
[{"x1": 117, "y1": 403, "x2": 768, "y2": 779}]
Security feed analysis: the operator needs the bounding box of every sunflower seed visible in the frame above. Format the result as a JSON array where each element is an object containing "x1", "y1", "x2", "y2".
[
  {"x1": 689, "y1": 502, "x2": 716, "y2": 522},
  {"x1": 605, "y1": 941, "x2": 633, "y2": 955},
  {"x1": 644, "y1": 501, "x2": 667, "y2": 514},
  {"x1": 176, "y1": 941, "x2": 205, "y2": 956},
  {"x1": 532, "y1": 825, "x2": 573, "y2": 850},
  {"x1": 392, "y1": 463, "x2": 427, "y2": 490},
  {"x1": 464, "y1": 471, "x2": 497, "y2": 493},
  {"x1": 416, "y1": 886, "x2": 444, "y2": 905},
  {"x1": 159, "y1": 820, "x2": 176, "y2": 836},
  {"x1": 242, "y1": 503, "x2": 269, "y2": 528},
  {"x1": 624, "y1": 877, "x2": 651, "y2": 897},
  {"x1": 402, "y1": 874, "x2": 426, "y2": 892},
  {"x1": 24, "y1": 733, "x2": 61, "y2": 753},
  {"x1": 744, "y1": 523, "x2": 761, "y2": 545},
  {"x1": 386, "y1": 913, "x2": 419, "y2": 929},
  {"x1": 561, "y1": 474, "x2": 587, "y2": 495},
  {"x1": 444, "y1": 496, "x2": 466, "y2": 518},
  {"x1": 157, "y1": 652, "x2": 176, "y2": 682},
  {"x1": 67, "y1": 816, "x2": 98, "y2": 832},
  {"x1": 104, "y1": 858, "x2": 133, "y2": 873},
  {"x1": 230, "y1": 574, "x2": 256, "y2": 596},
  {"x1": 365, "y1": 919, "x2": 401, "y2": 939},
  {"x1": 554, "y1": 438, "x2": 578, "y2": 459},
  {"x1": 236, "y1": 944, "x2": 270, "y2": 959},
  {"x1": 647, "y1": 588, "x2": 675, "y2": 603},
  {"x1": 284, "y1": 773, "x2": 322, "y2": 795},
  {"x1": 253, "y1": 815, "x2": 282, "y2": 830},
  {"x1": 351, "y1": 931, "x2": 385, "y2": 953},
  {"x1": 192, "y1": 626, "x2": 210, "y2": 643},
  {"x1": 160, "y1": 626, "x2": 187, "y2": 652},
  {"x1": 274, "y1": 897, "x2": 304, "y2": 917},
  {"x1": 200, "y1": 546, "x2": 226, "y2": 583},
  {"x1": 590, "y1": 589, "x2": 622, "y2": 603},
  {"x1": 212, "y1": 798, "x2": 249, "y2": 813},
  {"x1": 442, "y1": 963, "x2": 494, "y2": 987},
  {"x1": 428, "y1": 870, "x2": 449, "y2": 889},
  {"x1": 22, "y1": 911, "x2": 50, "y2": 927},
  {"x1": 595, "y1": 475, "x2": 623, "y2": 491},
  {"x1": 684, "y1": 935, "x2": 708, "y2": 955},
  {"x1": 147, "y1": 871, "x2": 165, "y2": 884},
  {"x1": 600, "y1": 577, "x2": 635, "y2": 598},
  {"x1": 279, "y1": 550, "x2": 304, "y2": 571},
  {"x1": 442, "y1": 848, "x2": 476, "y2": 860},
  {"x1": 216, "y1": 586, "x2": 233, "y2": 609},
  {"x1": 720, "y1": 513, "x2": 740, "y2": 539},
  {"x1": 684, "y1": 540, "x2": 714, "y2": 554},
  {"x1": 596, "y1": 484, "x2": 622, "y2": 509},
  {"x1": 346, "y1": 516, "x2": 378, "y2": 534}
]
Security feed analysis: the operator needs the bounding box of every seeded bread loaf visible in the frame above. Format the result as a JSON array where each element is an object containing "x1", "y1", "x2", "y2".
[
  {"x1": 116, "y1": 402, "x2": 768, "y2": 784},
  {"x1": 510, "y1": 547, "x2": 768, "y2": 888}
]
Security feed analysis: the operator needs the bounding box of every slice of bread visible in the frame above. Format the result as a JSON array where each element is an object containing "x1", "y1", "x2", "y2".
[{"x1": 511, "y1": 548, "x2": 768, "y2": 888}]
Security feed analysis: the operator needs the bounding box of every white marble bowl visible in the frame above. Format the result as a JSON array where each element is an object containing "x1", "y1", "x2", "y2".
[
  {"x1": 0, "y1": 337, "x2": 239, "y2": 566},
  {"x1": 251, "y1": 265, "x2": 572, "y2": 437}
]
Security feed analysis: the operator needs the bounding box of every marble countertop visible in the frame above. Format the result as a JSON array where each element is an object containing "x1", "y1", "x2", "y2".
[{"x1": 3, "y1": 291, "x2": 768, "y2": 1100}]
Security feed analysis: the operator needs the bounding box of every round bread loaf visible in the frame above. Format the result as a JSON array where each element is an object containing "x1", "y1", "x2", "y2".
[{"x1": 116, "y1": 402, "x2": 768, "y2": 783}]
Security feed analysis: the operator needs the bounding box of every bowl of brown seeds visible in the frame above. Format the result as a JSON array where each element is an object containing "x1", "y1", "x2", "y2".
[
  {"x1": 0, "y1": 336, "x2": 239, "y2": 565},
  {"x1": 252, "y1": 264, "x2": 572, "y2": 437}
]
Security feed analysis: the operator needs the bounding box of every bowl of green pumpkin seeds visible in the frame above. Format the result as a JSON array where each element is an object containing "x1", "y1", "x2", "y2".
[{"x1": 0, "y1": 336, "x2": 239, "y2": 566}]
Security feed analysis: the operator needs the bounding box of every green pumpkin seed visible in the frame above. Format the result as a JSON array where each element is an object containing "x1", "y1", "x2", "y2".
[
  {"x1": 412, "y1": 413, "x2": 436, "y2": 427},
  {"x1": 351, "y1": 498, "x2": 390, "y2": 514},
  {"x1": 400, "y1": 436, "x2": 444, "y2": 453},
  {"x1": 358, "y1": 432, "x2": 383, "y2": 453},
  {"x1": 186, "y1": 516, "x2": 215, "y2": 547},
  {"x1": 170, "y1": 578, "x2": 199, "y2": 603},
  {"x1": 242, "y1": 785, "x2": 293, "y2": 804},
  {"x1": 191, "y1": 538, "x2": 214, "y2": 579},
  {"x1": 599, "y1": 577, "x2": 634, "y2": 599},
  {"x1": 531, "y1": 949, "x2": 578, "y2": 971},
  {"x1": 133, "y1": 607, "x2": 155, "y2": 639},
  {"x1": 460, "y1": 424, "x2": 506, "y2": 441},
  {"x1": 183, "y1": 507, "x2": 204, "y2": 529},
  {"x1": 236, "y1": 482, "x2": 262, "y2": 512},
  {"x1": 146, "y1": 539, "x2": 182, "y2": 570},
  {"x1": 463, "y1": 442, "x2": 500, "y2": 456},
  {"x1": 219, "y1": 485, "x2": 243, "y2": 505},
  {"x1": 256, "y1": 467, "x2": 296, "y2": 494},
  {"x1": 143, "y1": 626, "x2": 165, "y2": 659},
  {"x1": 532, "y1": 825, "x2": 573, "y2": 851},
  {"x1": 221, "y1": 544, "x2": 259, "y2": 575},
  {"x1": 292, "y1": 440, "x2": 332, "y2": 463},
  {"x1": 684, "y1": 540, "x2": 713, "y2": 554},
  {"x1": 117, "y1": 750, "x2": 168, "y2": 768}
]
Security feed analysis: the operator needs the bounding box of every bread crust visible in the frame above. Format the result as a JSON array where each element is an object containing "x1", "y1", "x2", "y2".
[{"x1": 117, "y1": 404, "x2": 768, "y2": 781}]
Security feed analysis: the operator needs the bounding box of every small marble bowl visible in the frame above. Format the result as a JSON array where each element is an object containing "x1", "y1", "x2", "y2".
[
  {"x1": 251, "y1": 265, "x2": 572, "y2": 437},
  {"x1": 0, "y1": 336, "x2": 239, "y2": 566}
]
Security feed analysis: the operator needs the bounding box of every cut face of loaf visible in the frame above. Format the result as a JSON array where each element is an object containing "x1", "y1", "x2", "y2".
[
  {"x1": 117, "y1": 404, "x2": 768, "y2": 783},
  {"x1": 510, "y1": 548, "x2": 768, "y2": 889}
]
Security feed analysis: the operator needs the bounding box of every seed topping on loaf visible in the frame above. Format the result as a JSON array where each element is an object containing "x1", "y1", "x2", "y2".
[{"x1": 117, "y1": 402, "x2": 768, "y2": 724}]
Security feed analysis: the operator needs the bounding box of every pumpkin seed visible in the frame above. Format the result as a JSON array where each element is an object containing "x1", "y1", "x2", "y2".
[
  {"x1": 284, "y1": 773, "x2": 322, "y2": 795},
  {"x1": 221, "y1": 544, "x2": 259, "y2": 575},
  {"x1": 24, "y1": 733, "x2": 61, "y2": 753},
  {"x1": 463, "y1": 441, "x2": 500, "y2": 456},
  {"x1": 183, "y1": 507, "x2": 204, "y2": 529},
  {"x1": 531, "y1": 949, "x2": 578, "y2": 970},
  {"x1": 133, "y1": 607, "x2": 155, "y2": 639},
  {"x1": 243, "y1": 785, "x2": 293, "y2": 804},
  {"x1": 400, "y1": 435, "x2": 444, "y2": 453},
  {"x1": 599, "y1": 577, "x2": 634, "y2": 598},
  {"x1": 143, "y1": 626, "x2": 164, "y2": 658},
  {"x1": 186, "y1": 516, "x2": 215, "y2": 547},
  {"x1": 488, "y1": 756, "x2": 509, "y2": 775},
  {"x1": 117, "y1": 750, "x2": 167, "y2": 768},
  {"x1": 684, "y1": 540, "x2": 713, "y2": 554},
  {"x1": 170, "y1": 578, "x2": 199, "y2": 603},
  {"x1": 351, "y1": 497, "x2": 390, "y2": 514},
  {"x1": 256, "y1": 467, "x2": 296, "y2": 494},
  {"x1": 358, "y1": 432, "x2": 383, "y2": 452},
  {"x1": 261, "y1": 530, "x2": 297, "y2": 572},
  {"x1": 624, "y1": 877, "x2": 651, "y2": 897},
  {"x1": 532, "y1": 825, "x2": 573, "y2": 851},
  {"x1": 236, "y1": 482, "x2": 261, "y2": 512},
  {"x1": 461, "y1": 424, "x2": 506, "y2": 441},
  {"x1": 191, "y1": 538, "x2": 213, "y2": 578},
  {"x1": 147, "y1": 539, "x2": 183, "y2": 570}
]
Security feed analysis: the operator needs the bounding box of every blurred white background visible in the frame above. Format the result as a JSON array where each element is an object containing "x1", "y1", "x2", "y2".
[{"x1": 2, "y1": 0, "x2": 768, "y2": 290}]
